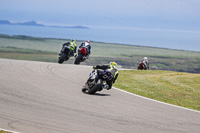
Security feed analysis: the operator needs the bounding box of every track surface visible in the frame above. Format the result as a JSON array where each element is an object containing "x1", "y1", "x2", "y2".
[{"x1": 0, "y1": 59, "x2": 200, "y2": 133}]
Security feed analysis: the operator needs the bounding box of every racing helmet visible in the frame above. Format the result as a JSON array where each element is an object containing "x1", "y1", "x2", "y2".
[
  {"x1": 110, "y1": 61, "x2": 118, "y2": 68},
  {"x1": 144, "y1": 57, "x2": 148, "y2": 60},
  {"x1": 71, "y1": 39, "x2": 76, "y2": 42},
  {"x1": 86, "y1": 40, "x2": 90, "y2": 43}
]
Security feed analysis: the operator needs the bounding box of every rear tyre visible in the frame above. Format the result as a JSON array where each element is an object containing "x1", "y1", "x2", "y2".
[
  {"x1": 58, "y1": 53, "x2": 66, "y2": 64},
  {"x1": 74, "y1": 54, "x2": 82, "y2": 65},
  {"x1": 88, "y1": 79, "x2": 103, "y2": 94}
]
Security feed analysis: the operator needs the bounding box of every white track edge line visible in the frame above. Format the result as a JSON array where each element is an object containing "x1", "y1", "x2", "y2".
[
  {"x1": 113, "y1": 87, "x2": 200, "y2": 113},
  {"x1": 0, "y1": 128, "x2": 20, "y2": 133}
]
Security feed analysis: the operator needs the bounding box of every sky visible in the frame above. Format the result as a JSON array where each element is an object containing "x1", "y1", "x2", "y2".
[{"x1": 1, "y1": 0, "x2": 200, "y2": 30}]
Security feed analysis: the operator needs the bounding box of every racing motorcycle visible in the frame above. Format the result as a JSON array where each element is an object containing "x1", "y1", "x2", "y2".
[
  {"x1": 138, "y1": 60, "x2": 148, "y2": 70},
  {"x1": 82, "y1": 69, "x2": 113, "y2": 94},
  {"x1": 74, "y1": 47, "x2": 88, "y2": 64},
  {"x1": 58, "y1": 45, "x2": 71, "y2": 64}
]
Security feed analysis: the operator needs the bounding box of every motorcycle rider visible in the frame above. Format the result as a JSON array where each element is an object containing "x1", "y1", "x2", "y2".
[
  {"x1": 59, "y1": 39, "x2": 77, "y2": 56},
  {"x1": 78, "y1": 40, "x2": 91, "y2": 58},
  {"x1": 93, "y1": 61, "x2": 119, "y2": 90},
  {"x1": 139, "y1": 57, "x2": 149, "y2": 69}
]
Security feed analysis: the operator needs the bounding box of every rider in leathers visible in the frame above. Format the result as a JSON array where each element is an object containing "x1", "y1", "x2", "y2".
[
  {"x1": 78, "y1": 40, "x2": 91, "y2": 58},
  {"x1": 139, "y1": 57, "x2": 149, "y2": 70},
  {"x1": 59, "y1": 39, "x2": 77, "y2": 56},
  {"x1": 93, "y1": 62, "x2": 119, "y2": 90}
]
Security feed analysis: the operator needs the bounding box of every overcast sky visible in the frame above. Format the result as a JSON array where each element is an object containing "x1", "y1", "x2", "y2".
[{"x1": 1, "y1": 0, "x2": 200, "y2": 30}]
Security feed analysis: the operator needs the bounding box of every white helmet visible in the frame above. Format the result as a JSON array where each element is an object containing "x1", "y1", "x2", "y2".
[{"x1": 144, "y1": 57, "x2": 148, "y2": 60}]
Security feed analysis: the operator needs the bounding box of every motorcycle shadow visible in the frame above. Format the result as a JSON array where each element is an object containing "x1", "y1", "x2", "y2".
[{"x1": 82, "y1": 91, "x2": 110, "y2": 96}]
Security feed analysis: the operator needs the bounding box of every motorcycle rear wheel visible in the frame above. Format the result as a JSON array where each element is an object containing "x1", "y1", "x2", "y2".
[
  {"x1": 58, "y1": 53, "x2": 66, "y2": 64},
  {"x1": 74, "y1": 54, "x2": 82, "y2": 65},
  {"x1": 88, "y1": 79, "x2": 103, "y2": 94}
]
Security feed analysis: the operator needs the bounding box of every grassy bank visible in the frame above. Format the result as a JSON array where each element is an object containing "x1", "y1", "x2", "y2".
[
  {"x1": 0, "y1": 34, "x2": 200, "y2": 73},
  {"x1": 114, "y1": 70, "x2": 200, "y2": 111}
]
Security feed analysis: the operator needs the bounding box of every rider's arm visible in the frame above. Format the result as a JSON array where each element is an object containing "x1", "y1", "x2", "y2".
[
  {"x1": 74, "y1": 46, "x2": 77, "y2": 53},
  {"x1": 113, "y1": 72, "x2": 118, "y2": 84},
  {"x1": 147, "y1": 63, "x2": 149, "y2": 69},
  {"x1": 79, "y1": 43, "x2": 84, "y2": 48},
  {"x1": 63, "y1": 42, "x2": 70, "y2": 46},
  {"x1": 88, "y1": 45, "x2": 91, "y2": 54}
]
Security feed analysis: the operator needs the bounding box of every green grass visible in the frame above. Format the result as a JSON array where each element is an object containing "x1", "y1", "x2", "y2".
[
  {"x1": 1, "y1": 34, "x2": 200, "y2": 58},
  {"x1": 0, "y1": 34, "x2": 200, "y2": 73},
  {"x1": 0, "y1": 47, "x2": 58, "y2": 62},
  {"x1": 0, "y1": 129, "x2": 11, "y2": 133},
  {"x1": 114, "y1": 70, "x2": 200, "y2": 111}
]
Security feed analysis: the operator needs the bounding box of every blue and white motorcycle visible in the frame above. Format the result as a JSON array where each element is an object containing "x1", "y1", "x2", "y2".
[{"x1": 82, "y1": 69, "x2": 113, "y2": 94}]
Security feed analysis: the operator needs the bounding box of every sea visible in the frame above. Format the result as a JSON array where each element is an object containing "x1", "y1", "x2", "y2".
[{"x1": 0, "y1": 24, "x2": 200, "y2": 52}]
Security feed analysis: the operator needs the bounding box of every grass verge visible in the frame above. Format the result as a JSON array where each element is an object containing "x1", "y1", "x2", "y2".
[
  {"x1": 0, "y1": 47, "x2": 58, "y2": 62},
  {"x1": 1, "y1": 34, "x2": 200, "y2": 73},
  {"x1": 114, "y1": 70, "x2": 200, "y2": 111},
  {"x1": 0, "y1": 129, "x2": 12, "y2": 133}
]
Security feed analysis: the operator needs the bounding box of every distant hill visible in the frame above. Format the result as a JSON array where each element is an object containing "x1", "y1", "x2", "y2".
[
  {"x1": 0, "y1": 20, "x2": 11, "y2": 24},
  {"x1": 17, "y1": 21, "x2": 44, "y2": 26},
  {"x1": 0, "y1": 20, "x2": 89, "y2": 29}
]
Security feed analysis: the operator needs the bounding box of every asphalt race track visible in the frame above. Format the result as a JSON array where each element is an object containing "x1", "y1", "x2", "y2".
[{"x1": 0, "y1": 59, "x2": 200, "y2": 133}]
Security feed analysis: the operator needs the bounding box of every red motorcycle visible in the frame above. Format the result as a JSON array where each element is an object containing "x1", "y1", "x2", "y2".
[
  {"x1": 74, "y1": 47, "x2": 88, "y2": 64},
  {"x1": 138, "y1": 61, "x2": 148, "y2": 70}
]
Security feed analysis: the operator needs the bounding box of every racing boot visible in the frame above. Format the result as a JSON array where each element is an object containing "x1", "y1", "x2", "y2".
[{"x1": 103, "y1": 84, "x2": 109, "y2": 90}]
